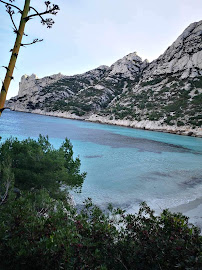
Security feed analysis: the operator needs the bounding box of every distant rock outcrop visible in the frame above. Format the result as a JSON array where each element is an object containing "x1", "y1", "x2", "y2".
[
  {"x1": 7, "y1": 20, "x2": 202, "y2": 137},
  {"x1": 142, "y1": 21, "x2": 202, "y2": 80}
]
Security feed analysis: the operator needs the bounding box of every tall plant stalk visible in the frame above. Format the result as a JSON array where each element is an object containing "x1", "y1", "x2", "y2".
[
  {"x1": 0, "y1": 0, "x2": 30, "y2": 116},
  {"x1": 0, "y1": 0, "x2": 59, "y2": 117}
]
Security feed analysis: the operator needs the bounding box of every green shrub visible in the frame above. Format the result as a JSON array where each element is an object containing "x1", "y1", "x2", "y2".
[
  {"x1": 191, "y1": 93, "x2": 202, "y2": 105},
  {"x1": 0, "y1": 196, "x2": 201, "y2": 270},
  {"x1": 177, "y1": 121, "x2": 185, "y2": 127},
  {"x1": 52, "y1": 100, "x2": 69, "y2": 111},
  {"x1": 148, "y1": 112, "x2": 161, "y2": 121},
  {"x1": 192, "y1": 76, "x2": 202, "y2": 88},
  {"x1": 118, "y1": 203, "x2": 202, "y2": 269}
]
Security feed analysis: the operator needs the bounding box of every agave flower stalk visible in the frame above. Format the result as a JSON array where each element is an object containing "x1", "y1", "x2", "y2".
[
  {"x1": 0, "y1": 0, "x2": 59, "y2": 116},
  {"x1": 0, "y1": 0, "x2": 30, "y2": 116}
]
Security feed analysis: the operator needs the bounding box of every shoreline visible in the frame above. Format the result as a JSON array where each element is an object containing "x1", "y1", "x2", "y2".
[
  {"x1": 170, "y1": 196, "x2": 202, "y2": 214},
  {"x1": 8, "y1": 108, "x2": 202, "y2": 138},
  {"x1": 169, "y1": 197, "x2": 202, "y2": 231}
]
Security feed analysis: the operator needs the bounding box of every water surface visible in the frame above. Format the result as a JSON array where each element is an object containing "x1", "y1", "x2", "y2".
[{"x1": 1, "y1": 111, "x2": 202, "y2": 224}]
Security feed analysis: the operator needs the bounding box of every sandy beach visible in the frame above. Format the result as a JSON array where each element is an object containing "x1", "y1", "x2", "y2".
[{"x1": 170, "y1": 197, "x2": 202, "y2": 231}]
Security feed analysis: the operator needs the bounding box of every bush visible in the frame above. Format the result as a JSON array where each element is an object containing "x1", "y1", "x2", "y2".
[
  {"x1": 177, "y1": 121, "x2": 185, "y2": 127},
  {"x1": 191, "y1": 76, "x2": 202, "y2": 88},
  {"x1": 117, "y1": 203, "x2": 202, "y2": 269},
  {"x1": 192, "y1": 93, "x2": 202, "y2": 105},
  {"x1": 0, "y1": 196, "x2": 201, "y2": 270},
  {"x1": 148, "y1": 112, "x2": 161, "y2": 121}
]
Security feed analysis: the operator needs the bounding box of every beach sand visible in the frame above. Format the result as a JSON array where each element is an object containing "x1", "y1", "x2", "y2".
[{"x1": 169, "y1": 197, "x2": 202, "y2": 231}]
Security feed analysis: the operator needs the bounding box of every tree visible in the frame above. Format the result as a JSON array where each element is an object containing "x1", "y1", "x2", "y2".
[
  {"x1": 0, "y1": 0, "x2": 59, "y2": 116},
  {"x1": 0, "y1": 135, "x2": 86, "y2": 200}
]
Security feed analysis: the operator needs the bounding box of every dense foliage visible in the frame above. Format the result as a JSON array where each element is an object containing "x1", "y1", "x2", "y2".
[
  {"x1": 0, "y1": 193, "x2": 201, "y2": 270},
  {"x1": 0, "y1": 135, "x2": 86, "y2": 199},
  {"x1": 0, "y1": 136, "x2": 201, "y2": 269}
]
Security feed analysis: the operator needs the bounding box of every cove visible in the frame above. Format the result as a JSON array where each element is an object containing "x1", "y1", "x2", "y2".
[{"x1": 1, "y1": 110, "x2": 202, "y2": 227}]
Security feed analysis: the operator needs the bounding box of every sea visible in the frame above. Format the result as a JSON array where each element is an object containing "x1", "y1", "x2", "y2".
[{"x1": 1, "y1": 110, "x2": 202, "y2": 227}]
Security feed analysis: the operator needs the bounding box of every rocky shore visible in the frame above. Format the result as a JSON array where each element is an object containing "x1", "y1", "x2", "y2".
[{"x1": 9, "y1": 108, "x2": 202, "y2": 138}]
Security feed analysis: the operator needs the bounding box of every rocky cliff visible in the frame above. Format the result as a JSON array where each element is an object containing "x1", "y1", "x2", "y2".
[{"x1": 7, "y1": 20, "x2": 202, "y2": 137}]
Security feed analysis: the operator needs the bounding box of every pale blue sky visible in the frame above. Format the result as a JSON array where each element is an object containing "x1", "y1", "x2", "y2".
[{"x1": 0, "y1": 0, "x2": 202, "y2": 99}]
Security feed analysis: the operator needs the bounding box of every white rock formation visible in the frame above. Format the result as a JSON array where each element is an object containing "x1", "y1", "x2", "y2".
[
  {"x1": 143, "y1": 20, "x2": 202, "y2": 80},
  {"x1": 18, "y1": 73, "x2": 64, "y2": 97},
  {"x1": 108, "y1": 52, "x2": 147, "y2": 79},
  {"x1": 6, "y1": 20, "x2": 202, "y2": 137}
]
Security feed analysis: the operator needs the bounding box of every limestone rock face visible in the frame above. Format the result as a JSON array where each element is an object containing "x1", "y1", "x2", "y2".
[
  {"x1": 108, "y1": 52, "x2": 146, "y2": 79},
  {"x1": 142, "y1": 20, "x2": 202, "y2": 80},
  {"x1": 18, "y1": 73, "x2": 64, "y2": 97},
  {"x1": 7, "y1": 20, "x2": 202, "y2": 136}
]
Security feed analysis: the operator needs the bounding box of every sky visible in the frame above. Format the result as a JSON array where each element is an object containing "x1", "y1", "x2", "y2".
[{"x1": 0, "y1": 0, "x2": 202, "y2": 99}]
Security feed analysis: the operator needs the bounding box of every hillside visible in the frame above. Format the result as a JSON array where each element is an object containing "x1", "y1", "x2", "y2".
[{"x1": 7, "y1": 20, "x2": 202, "y2": 137}]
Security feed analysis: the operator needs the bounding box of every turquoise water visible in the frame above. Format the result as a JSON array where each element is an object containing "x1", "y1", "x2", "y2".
[{"x1": 1, "y1": 110, "x2": 202, "y2": 212}]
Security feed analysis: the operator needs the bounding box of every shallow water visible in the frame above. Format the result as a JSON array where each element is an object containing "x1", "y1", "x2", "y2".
[{"x1": 1, "y1": 111, "x2": 202, "y2": 220}]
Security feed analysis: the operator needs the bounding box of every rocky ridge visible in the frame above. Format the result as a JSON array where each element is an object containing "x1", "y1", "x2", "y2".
[{"x1": 7, "y1": 20, "x2": 202, "y2": 137}]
